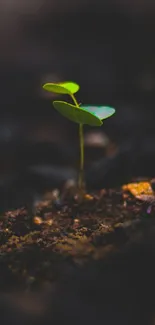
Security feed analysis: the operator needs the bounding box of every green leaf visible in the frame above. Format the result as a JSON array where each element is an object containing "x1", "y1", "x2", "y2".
[
  {"x1": 42, "y1": 81, "x2": 80, "y2": 94},
  {"x1": 53, "y1": 101, "x2": 102, "y2": 126},
  {"x1": 81, "y1": 106, "x2": 115, "y2": 120}
]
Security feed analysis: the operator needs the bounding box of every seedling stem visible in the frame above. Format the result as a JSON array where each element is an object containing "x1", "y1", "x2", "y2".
[{"x1": 70, "y1": 94, "x2": 84, "y2": 191}]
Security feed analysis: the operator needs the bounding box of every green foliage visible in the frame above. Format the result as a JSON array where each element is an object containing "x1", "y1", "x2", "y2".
[
  {"x1": 42, "y1": 80, "x2": 116, "y2": 192},
  {"x1": 82, "y1": 105, "x2": 115, "y2": 120},
  {"x1": 53, "y1": 101, "x2": 102, "y2": 126},
  {"x1": 43, "y1": 82, "x2": 79, "y2": 94}
]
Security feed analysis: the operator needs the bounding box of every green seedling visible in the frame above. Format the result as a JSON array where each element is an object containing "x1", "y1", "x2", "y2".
[{"x1": 42, "y1": 81, "x2": 115, "y2": 193}]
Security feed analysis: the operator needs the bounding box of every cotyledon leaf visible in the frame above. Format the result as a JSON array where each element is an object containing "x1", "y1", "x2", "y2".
[
  {"x1": 81, "y1": 106, "x2": 115, "y2": 120},
  {"x1": 53, "y1": 101, "x2": 102, "y2": 126},
  {"x1": 42, "y1": 82, "x2": 80, "y2": 95}
]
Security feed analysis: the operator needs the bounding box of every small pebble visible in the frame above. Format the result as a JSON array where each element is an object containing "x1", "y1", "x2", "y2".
[
  {"x1": 33, "y1": 216, "x2": 43, "y2": 225},
  {"x1": 147, "y1": 205, "x2": 152, "y2": 214},
  {"x1": 44, "y1": 219, "x2": 53, "y2": 226},
  {"x1": 123, "y1": 201, "x2": 127, "y2": 207},
  {"x1": 123, "y1": 193, "x2": 129, "y2": 200},
  {"x1": 73, "y1": 218, "x2": 80, "y2": 228},
  {"x1": 84, "y1": 194, "x2": 94, "y2": 201}
]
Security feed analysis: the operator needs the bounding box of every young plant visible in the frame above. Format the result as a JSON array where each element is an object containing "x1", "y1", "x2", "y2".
[{"x1": 42, "y1": 81, "x2": 115, "y2": 193}]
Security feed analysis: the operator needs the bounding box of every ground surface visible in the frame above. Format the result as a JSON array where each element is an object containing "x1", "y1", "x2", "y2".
[
  {"x1": 0, "y1": 180, "x2": 154, "y2": 292},
  {"x1": 1, "y1": 180, "x2": 155, "y2": 325}
]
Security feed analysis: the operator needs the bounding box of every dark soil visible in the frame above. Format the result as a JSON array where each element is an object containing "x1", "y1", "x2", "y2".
[{"x1": 0, "y1": 180, "x2": 155, "y2": 325}]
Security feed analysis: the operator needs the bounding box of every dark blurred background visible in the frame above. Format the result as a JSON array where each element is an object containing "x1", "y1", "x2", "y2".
[{"x1": 1, "y1": 0, "x2": 155, "y2": 208}]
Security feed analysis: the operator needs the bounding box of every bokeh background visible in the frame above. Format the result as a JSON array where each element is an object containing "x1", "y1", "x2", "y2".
[{"x1": 1, "y1": 0, "x2": 155, "y2": 209}]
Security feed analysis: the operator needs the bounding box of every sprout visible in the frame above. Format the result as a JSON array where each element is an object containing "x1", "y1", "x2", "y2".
[{"x1": 42, "y1": 81, "x2": 115, "y2": 193}]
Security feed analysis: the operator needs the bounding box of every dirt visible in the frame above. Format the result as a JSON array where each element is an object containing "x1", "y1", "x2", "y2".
[
  {"x1": 0, "y1": 180, "x2": 153, "y2": 292},
  {"x1": 1, "y1": 180, "x2": 155, "y2": 325}
]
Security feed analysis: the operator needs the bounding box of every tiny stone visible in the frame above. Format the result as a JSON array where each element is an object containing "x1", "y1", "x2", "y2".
[
  {"x1": 84, "y1": 194, "x2": 94, "y2": 201},
  {"x1": 123, "y1": 201, "x2": 127, "y2": 207},
  {"x1": 44, "y1": 219, "x2": 53, "y2": 226},
  {"x1": 74, "y1": 218, "x2": 79, "y2": 223},
  {"x1": 33, "y1": 216, "x2": 43, "y2": 225},
  {"x1": 73, "y1": 218, "x2": 80, "y2": 228},
  {"x1": 147, "y1": 205, "x2": 152, "y2": 214}
]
